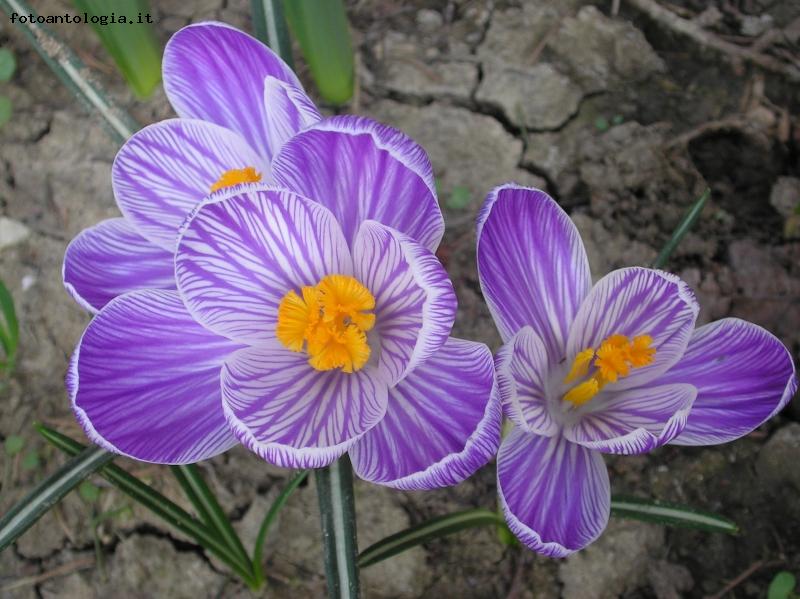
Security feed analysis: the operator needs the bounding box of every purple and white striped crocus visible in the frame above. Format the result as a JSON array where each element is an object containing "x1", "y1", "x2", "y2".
[
  {"x1": 63, "y1": 21, "x2": 322, "y2": 312},
  {"x1": 64, "y1": 22, "x2": 501, "y2": 486},
  {"x1": 477, "y1": 184, "x2": 797, "y2": 557}
]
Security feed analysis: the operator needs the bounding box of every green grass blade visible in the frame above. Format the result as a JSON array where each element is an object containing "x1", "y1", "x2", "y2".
[
  {"x1": 71, "y1": 0, "x2": 161, "y2": 99},
  {"x1": 0, "y1": 445, "x2": 114, "y2": 552},
  {"x1": 251, "y1": 0, "x2": 294, "y2": 67},
  {"x1": 316, "y1": 456, "x2": 360, "y2": 598},
  {"x1": 0, "y1": 279, "x2": 19, "y2": 360},
  {"x1": 0, "y1": 0, "x2": 139, "y2": 143},
  {"x1": 610, "y1": 495, "x2": 738, "y2": 534},
  {"x1": 171, "y1": 464, "x2": 252, "y2": 574},
  {"x1": 35, "y1": 425, "x2": 258, "y2": 585},
  {"x1": 283, "y1": 0, "x2": 354, "y2": 105},
  {"x1": 252, "y1": 469, "x2": 309, "y2": 584},
  {"x1": 652, "y1": 188, "x2": 711, "y2": 269},
  {"x1": 358, "y1": 508, "x2": 504, "y2": 569}
]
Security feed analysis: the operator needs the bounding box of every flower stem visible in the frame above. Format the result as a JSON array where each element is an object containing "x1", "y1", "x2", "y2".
[{"x1": 315, "y1": 456, "x2": 360, "y2": 599}]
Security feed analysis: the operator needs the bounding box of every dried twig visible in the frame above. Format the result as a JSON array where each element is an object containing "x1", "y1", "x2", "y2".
[
  {"x1": 625, "y1": 0, "x2": 800, "y2": 82},
  {"x1": 705, "y1": 559, "x2": 783, "y2": 599},
  {"x1": 0, "y1": 556, "x2": 95, "y2": 593}
]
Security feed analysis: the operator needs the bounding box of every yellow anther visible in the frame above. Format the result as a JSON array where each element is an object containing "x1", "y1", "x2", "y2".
[
  {"x1": 564, "y1": 348, "x2": 595, "y2": 384},
  {"x1": 563, "y1": 378, "x2": 600, "y2": 406},
  {"x1": 562, "y1": 332, "x2": 657, "y2": 406},
  {"x1": 276, "y1": 275, "x2": 375, "y2": 373},
  {"x1": 210, "y1": 166, "x2": 262, "y2": 192}
]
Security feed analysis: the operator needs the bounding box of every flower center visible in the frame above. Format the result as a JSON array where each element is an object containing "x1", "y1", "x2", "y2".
[
  {"x1": 276, "y1": 275, "x2": 376, "y2": 373},
  {"x1": 561, "y1": 333, "x2": 656, "y2": 406},
  {"x1": 210, "y1": 166, "x2": 262, "y2": 192}
]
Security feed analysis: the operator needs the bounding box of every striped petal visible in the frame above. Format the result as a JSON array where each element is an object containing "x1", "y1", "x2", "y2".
[
  {"x1": 63, "y1": 218, "x2": 174, "y2": 313},
  {"x1": 563, "y1": 384, "x2": 696, "y2": 455},
  {"x1": 163, "y1": 22, "x2": 302, "y2": 160},
  {"x1": 477, "y1": 184, "x2": 591, "y2": 361},
  {"x1": 69, "y1": 290, "x2": 240, "y2": 464},
  {"x1": 176, "y1": 186, "x2": 353, "y2": 344},
  {"x1": 113, "y1": 118, "x2": 267, "y2": 250},
  {"x1": 353, "y1": 221, "x2": 456, "y2": 386},
  {"x1": 497, "y1": 429, "x2": 610, "y2": 557},
  {"x1": 496, "y1": 326, "x2": 559, "y2": 436},
  {"x1": 350, "y1": 338, "x2": 502, "y2": 490},
  {"x1": 271, "y1": 115, "x2": 444, "y2": 251},
  {"x1": 263, "y1": 76, "x2": 321, "y2": 158},
  {"x1": 661, "y1": 319, "x2": 798, "y2": 446},
  {"x1": 566, "y1": 267, "x2": 699, "y2": 391},
  {"x1": 221, "y1": 342, "x2": 388, "y2": 469}
]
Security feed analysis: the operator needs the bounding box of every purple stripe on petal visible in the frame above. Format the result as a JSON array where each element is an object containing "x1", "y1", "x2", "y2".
[
  {"x1": 263, "y1": 76, "x2": 321, "y2": 161},
  {"x1": 660, "y1": 318, "x2": 798, "y2": 446},
  {"x1": 476, "y1": 184, "x2": 591, "y2": 360},
  {"x1": 564, "y1": 383, "x2": 696, "y2": 455},
  {"x1": 221, "y1": 342, "x2": 389, "y2": 469},
  {"x1": 495, "y1": 326, "x2": 559, "y2": 436},
  {"x1": 497, "y1": 429, "x2": 610, "y2": 557},
  {"x1": 353, "y1": 221, "x2": 456, "y2": 386},
  {"x1": 566, "y1": 267, "x2": 699, "y2": 391},
  {"x1": 113, "y1": 118, "x2": 267, "y2": 250},
  {"x1": 271, "y1": 115, "x2": 444, "y2": 251},
  {"x1": 349, "y1": 337, "x2": 502, "y2": 490},
  {"x1": 176, "y1": 186, "x2": 353, "y2": 344},
  {"x1": 63, "y1": 218, "x2": 175, "y2": 313},
  {"x1": 70, "y1": 290, "x2": 240, "y2": 464},
  {"x1": 163, "y1": 22, "x2": 302, "y2": 160}
]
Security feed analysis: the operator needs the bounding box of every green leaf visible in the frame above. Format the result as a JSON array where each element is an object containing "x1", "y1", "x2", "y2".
[
  {"x1": 21, "y1": 450, "x2": 40, "y2": 471},
  {"x1": 610, "y1": 495, "x2": 738, "y2": 534},
  {"x1": 652, "y1": 188, "x2": 710, "y2": 269},
  {"x1": 594, "y1": 116, "x2": 610, "y2": 131},
  {"x1": 171, "y1": 464, "x2": 252, "y2": 576},
  {"x1": 34, "y1": 424, "x2": 259, "y2": 587},
  {"x1": 316, "y1": 456, "x2": 360, "y2": 597},
  {"x1": 283, "y1": 0, "x2": 354, "y2": 105},
  {"x1": 0, "y1": 95, "x2": 11, "y2": 127},
  {"x1": 0, "y1": 48, "x2": 15, "y2": 82},
  {"x1": 446, "y1": 186, "x2": 472, "y2": 210},
  {"x1": 0, "y1": 444, "x2": 114, "y2": 552},
  {"x1": 611, "y1": 114, "x2": 624, "y2": 126},
  {"x1": 358, "y1": 508, "x2": 504, "y2": 568},
  {"x1": 4, "y1": 435, "x2": 24, "y2": 457},
  {"x1": 251, "y1": 0, "x2": 294, "y2": 67},
  {"x1": 252, "y1": 469, "x2": 308, "y2": 585},
  {"x1": 0, "y1": 279, "x2": 19, "y2": 363},
  {"x1": 768, "y1": 571, "x2": 797, "y2": 599},
  {"x1": 78, "y1": 480, "x2": 101, "y2": 503},
  {"x1": 0, "y1": 0, "x2": 139, "y2": 144},
  {"x1": 70, "y1": 0, "x2": 161, "y2": 99}
]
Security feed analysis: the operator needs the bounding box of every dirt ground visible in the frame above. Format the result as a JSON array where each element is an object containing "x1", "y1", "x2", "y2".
[{"x1": 1, "y1": 0, "x2": 799, "y2": 597}]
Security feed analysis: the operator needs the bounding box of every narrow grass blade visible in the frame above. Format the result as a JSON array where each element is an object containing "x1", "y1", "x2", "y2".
[
  {"x1": 252, "y1": 469, "x2": 309, "y2": 586},
  {"x1": 0, "y1": 279, "x2": 18, "y2": 366},
  {"x1": 358, "y1": 508, "x2": 503, "y2": 568},
  {"x1": 0, "y1": 0, "x2": 139, "y2": 143},
  {"x1": 316, "y1": 456, "x2": 360, "y2": 598},
  {"x1": 171, "y1": 464, "x2": 252, "y2": 574},
  {"x1": 610, "y1": 495, "x2": 738, "y2": 534},
  {"x1": 251, "y1": 0, "x2": 294, "y2": 67},
  {"x1": 0, "y1": 445, "x2": 114, "y2": 552},
  {"x1": 283, "y1": 0, "x2": 354, "y2": 105},
  {"x1": 35, "y1": 425, "x2": 258, "y2": 586},
  {"x1": 71, "y1": 0, "x2": 161, "y2": 98},
  {"x1": 652, "y1": 188, "x2": 711, "y2": 269}
]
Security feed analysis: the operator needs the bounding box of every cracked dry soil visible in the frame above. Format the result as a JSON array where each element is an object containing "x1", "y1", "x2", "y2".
[{"x1": 1, "y1": 0, "x2": 799, "y2": 597}]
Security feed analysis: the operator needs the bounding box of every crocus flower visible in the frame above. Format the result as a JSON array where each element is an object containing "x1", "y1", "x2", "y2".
[
  {"x1": 476, "y1": 184, "x2": 797, "y2": 557},
  {"x1": 63, "y1": 21, "x2": 322, "y2": 313},
  {"x1": 65, "y1": 23, "x2": 501, "y2": 485}
]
